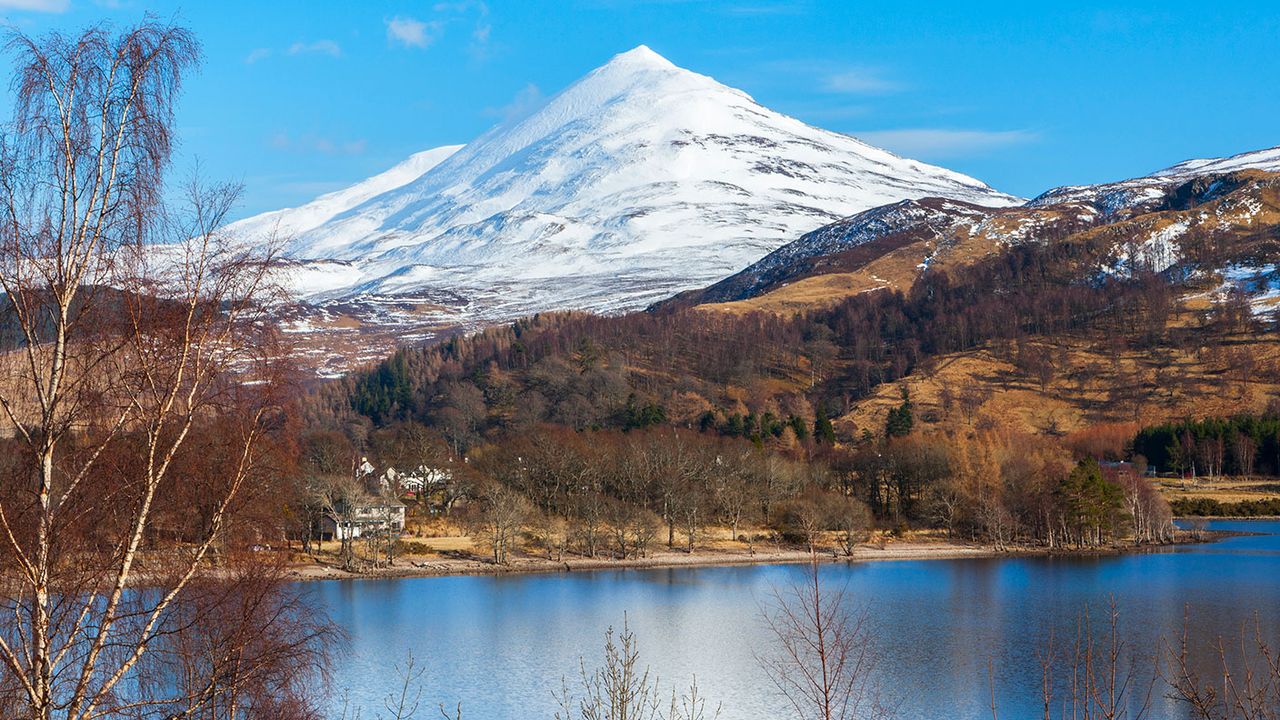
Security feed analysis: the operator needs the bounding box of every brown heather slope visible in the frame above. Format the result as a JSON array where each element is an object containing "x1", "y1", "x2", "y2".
[
  {"x1": 839, "y1": 322, "x2": 1280, "y2": 440},
  {"x1": 693, "y1": 169, "x2": 1280, "y2": 317}
]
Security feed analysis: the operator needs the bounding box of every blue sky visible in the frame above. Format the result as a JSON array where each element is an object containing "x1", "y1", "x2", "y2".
[{"x1": 2, "y1": 0, "x2": 1277, "y2": 220}]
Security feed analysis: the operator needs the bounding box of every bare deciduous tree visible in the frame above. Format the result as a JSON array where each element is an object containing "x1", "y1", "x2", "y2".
[
  {"x1": 757, "y1": 563, "x2": 892, "y2": 720},
  {"x1": 1164, "y1": 612, "x2": 1280, "y2": 720},
  {"x1": 556, "y1": 621, "x2": 719, "y2": 720},
  {"x1": 1026, "y1": 600, "x2": 1154, "y2": 720},
  {"x1": 0, "y1": 22, "x2": 325, "y2": 720},
  {"x1": 465, "y1": 480, "x2": 530, "y2": 565},
  {"x1": 829, "y1": 497, "x2": 871, "y2": 558}
]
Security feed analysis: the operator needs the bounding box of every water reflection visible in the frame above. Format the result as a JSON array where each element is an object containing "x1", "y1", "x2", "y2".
[{"x1": 308, "y1": 520, "x2": 1280, "y2": 720}]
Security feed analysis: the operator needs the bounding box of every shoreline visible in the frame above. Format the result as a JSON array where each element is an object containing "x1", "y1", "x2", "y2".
[{"x1": 285, "y1": 531, "x2": 1225, "y2": 584}]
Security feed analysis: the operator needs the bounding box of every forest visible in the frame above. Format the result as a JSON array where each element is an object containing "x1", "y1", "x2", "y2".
[
  {"x1": 312, "y1": 234, "x2": 1193, "y2": 449},
  {"x1": 1134, "y1": 414, "x2": 1280, "y2": 477}
]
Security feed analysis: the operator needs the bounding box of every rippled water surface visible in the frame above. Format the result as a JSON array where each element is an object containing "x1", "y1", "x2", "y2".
[{"x1": 309, "y1": 520, "x2": 1280, "y2": 719}]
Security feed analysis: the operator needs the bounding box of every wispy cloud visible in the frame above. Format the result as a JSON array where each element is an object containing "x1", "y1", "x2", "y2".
[
  {"x1": 0, "y1": 0, "x2": 68, "y2": 12},
  {"x1": 472, "y1": 19, "x2": 491, "y2": 45},
  {"x1": 244, "y1": 48, "x2": 271, "y2": 65},
  {"x1": 287, "y1": 39, "x2": 342, "y2": 58},
  {"x1": 386, "y1": 15, "x2": 444, "y2": 49},
  {"x1": 821, "y1": 68, "x2": 898, "y2": 94},
  {"x1": 270, "y1": 132, "x2": 368, "y2": 156},
  {"x1": 760, "y1": 59, "x2": 902, "y2": 95},
  {"x1": 460, "y1": 1, "x2": 493, "y2": 59},
  {"x1": 853, "y1": 128, "x2": 1039, "y2": 159},
  {"x1": 781, "y1": 102, "x2": 871, "y2": 122},
  {"x1": 386, "y1": 2, "x2": 492, "y2": 58},
  {"x1": 484, "y1": 83, "x2": 544, "y2": 123},
  {"x1": 433, "y1": 0, "x2": 483, "y2": 11},
  {"x1": 246, "y1": 40, "x2": 341, "y2": 65}
]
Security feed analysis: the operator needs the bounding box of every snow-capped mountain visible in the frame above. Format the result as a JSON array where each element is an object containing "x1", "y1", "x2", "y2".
[{"x1": 232, "y1": 45, "x2": 1018, "y2": 322}]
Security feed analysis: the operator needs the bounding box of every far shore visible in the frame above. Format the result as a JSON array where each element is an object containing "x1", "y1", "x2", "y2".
[{"x1": 284, "y1": 530, "x2": 1226, "y2": 584}]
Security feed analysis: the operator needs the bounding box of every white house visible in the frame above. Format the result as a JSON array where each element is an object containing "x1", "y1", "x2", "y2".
[
  {"x1": 318, "y1": 497, "x2": 406, "y2": 541},
  {"x1": 378, "y1": 465, "x2": 454, "y2": 496}
]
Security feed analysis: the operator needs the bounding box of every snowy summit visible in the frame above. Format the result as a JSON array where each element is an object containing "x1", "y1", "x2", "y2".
[{"x1": 231, "y1": 45, "x2": 1019, "y2": 318}]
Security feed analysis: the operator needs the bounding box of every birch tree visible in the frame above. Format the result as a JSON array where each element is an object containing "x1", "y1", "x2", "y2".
[{"x1": 0, "y1": 22, "x2": 323, "y2": 720}]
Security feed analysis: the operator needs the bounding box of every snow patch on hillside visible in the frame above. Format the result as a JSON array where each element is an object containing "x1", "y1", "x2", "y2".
[{"x1": 1211, "y1": 263, "x2": 1280, "y2": 316}]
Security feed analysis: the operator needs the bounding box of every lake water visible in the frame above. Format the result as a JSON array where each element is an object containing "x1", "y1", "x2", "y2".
[{"x1": 308, "y1": 520, "x2": 1280, "y2": 719}]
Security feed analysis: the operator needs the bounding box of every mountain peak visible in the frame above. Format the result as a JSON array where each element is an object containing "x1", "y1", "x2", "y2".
[
  {"x1": 606, "y1": 45, "x2": 675, "y2": 70},
  {"x1": 239, "y1": 44, "x2": 1016, "y2": 329}
]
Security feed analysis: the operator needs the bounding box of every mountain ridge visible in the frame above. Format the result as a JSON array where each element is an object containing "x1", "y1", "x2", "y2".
[{"x1": 675, "y1": 145, "x2": 1280, "y2": 312}]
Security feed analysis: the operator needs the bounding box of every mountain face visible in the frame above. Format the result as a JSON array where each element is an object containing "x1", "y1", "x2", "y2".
[
  {"x1": 682, "y1": 146, "x2": 1280, "y2": 312},
  {"x1": 233, "y1": 45, "x2": 1017, "y2": 327}
]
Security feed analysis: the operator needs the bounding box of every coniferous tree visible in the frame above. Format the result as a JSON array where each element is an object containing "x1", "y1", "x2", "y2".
[
  {"x1": 885, "y1": 387, "x2": 914, "y2": 438},
  {"x1": 814, "y1": 406, "x2": 837, "y2": 444}
]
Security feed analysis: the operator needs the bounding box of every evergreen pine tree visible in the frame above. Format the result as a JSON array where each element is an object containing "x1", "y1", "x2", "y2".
[
  {"x1": 885, "y1": 387, "x2": 914, "y2": 438},
  {"x1": 814, "y1": 406, "x2": 836, "y2": 444}
]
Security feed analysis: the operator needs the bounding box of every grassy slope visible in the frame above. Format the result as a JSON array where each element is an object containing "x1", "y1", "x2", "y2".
[{"x1": 839, "y1": 324, "x2": 1280, "y2": 439}]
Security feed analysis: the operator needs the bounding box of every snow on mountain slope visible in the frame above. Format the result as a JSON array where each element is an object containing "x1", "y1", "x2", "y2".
[
  {"x1": 680, "y1": 197, "x2": 1095, "y2": 306},
  {"x1": 1153, "y1": 146, "x2": 1280, "y2": 178},
  {"x1": 1030, "y1": 145, "x2": 1280, "y2": 214},
  {"x1": 236, "y1": 45, "x2": 1018, "y2": 320}
]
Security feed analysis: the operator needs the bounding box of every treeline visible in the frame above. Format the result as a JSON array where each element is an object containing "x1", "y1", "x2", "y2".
[
  {"x1": 840, "y1": 431, "x2": 1173, "y2": 548},
  {"x1": 1134, "y1": 414, "x2": 1280, "y2": 476},
  {"x1": 311, "y1": 236, "x2": 1186, "y2": 451},
  {"x1": 298, "y1": 419, "x2": 1175, "y2": 563}
]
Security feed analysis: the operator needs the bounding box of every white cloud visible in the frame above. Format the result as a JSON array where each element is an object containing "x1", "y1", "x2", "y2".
[
  {"x1": 244, "y1": 48, "x2": 271, "y2": 65},
  {"x1": 485, "y1": 83, "x2": 543, "y2": 123},
  {"x1": 853, "y1": 128, "x2": 1039, "y2": 159},
  {"x1": 822, "y1": 68, "x2": 898, "y2": 94},
  {"x1": 761, "y1": 60, "x2": 901, "y2": 95},
  {"x1": 287, "y1": 39, "x2": 342, "y2": 58},
  {"x1": 387, "y1": 16, "x2": 443, "y2": 49},
  {"x1": 0, "y1": 0, "x2": 68, "y2": 11},
  {"x1": 270, "y1": 132, "x2": 367, "y2": 156},
  {"x1": 247, "y1": 40, "x2": 341, "y2": 65}
]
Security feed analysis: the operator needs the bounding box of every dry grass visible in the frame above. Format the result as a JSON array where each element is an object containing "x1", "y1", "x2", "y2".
[
  {"x1": 1157, "y1": 476, "x2": 1280, "y2": 504},
  {"x1": 837, "y1": 325, "x2": 1280, "y2": 439}
]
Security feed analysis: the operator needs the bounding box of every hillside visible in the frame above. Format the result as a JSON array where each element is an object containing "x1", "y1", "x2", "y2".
[
  {"x1": 302, "y1": 138, "x2": 1280, "y2": 454},
  {"x1": 841, "y1": 324, "x2": 1280, "y2": 441},
  {"x1": 308, "y1": 235, "x2": 1210, "y2": 445},
  {"x1": 674, "y1": 150, "x2": 1280, "y2": 315}
]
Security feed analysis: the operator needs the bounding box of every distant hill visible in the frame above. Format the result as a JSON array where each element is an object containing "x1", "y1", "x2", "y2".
[{"x1": 670, "y1": 148, "x2": 1280, "y2": 315}]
